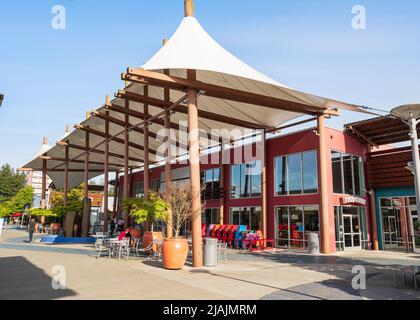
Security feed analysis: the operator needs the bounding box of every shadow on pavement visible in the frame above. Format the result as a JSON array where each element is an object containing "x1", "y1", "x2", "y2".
[
  {"x1": 227, "y1": 251, "x2": 420, "y2": 300},
  {"x1": 0, "y1": 256, "x2": 77, "y2": 300}
]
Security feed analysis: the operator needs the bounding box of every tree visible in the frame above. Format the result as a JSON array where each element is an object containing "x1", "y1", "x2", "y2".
[
  {"x1": 0, "y1": 186, "x2": 33, "y2": 218},
  {"x1": 128, "y1": 193, "x2": 170, "y2": 230},
  {"x1": 50, "y1": 184, "x2": 84, "y2": 217},
  {"x1": 0, "y1": 164, "x2": 26, "y2": 204},
  {"x1": 168, "y1": 183, "x2": 204, "y2": 239}
]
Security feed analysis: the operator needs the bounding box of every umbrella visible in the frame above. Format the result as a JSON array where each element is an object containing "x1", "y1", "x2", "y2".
[{"x1": 10, "y1": 213, "x2": 23, "y2": 218}]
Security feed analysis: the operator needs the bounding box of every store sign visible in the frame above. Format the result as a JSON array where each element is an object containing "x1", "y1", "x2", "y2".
[{"x1": 341, "y1": 196, "x2": 367, "y2": 206}]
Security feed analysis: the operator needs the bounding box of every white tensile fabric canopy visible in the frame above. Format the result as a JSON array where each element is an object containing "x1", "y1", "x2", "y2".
[{"x1": 23, "y1": 16, "x2": 366, "y2": 190}]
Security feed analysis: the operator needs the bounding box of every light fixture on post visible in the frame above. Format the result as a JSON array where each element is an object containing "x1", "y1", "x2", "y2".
[
  {"x1": 392, "y1": 104, "x2": 420, "y2": 216},
  {"x1": 0, "y1": 94, "x2": 4, "y2": 107}
]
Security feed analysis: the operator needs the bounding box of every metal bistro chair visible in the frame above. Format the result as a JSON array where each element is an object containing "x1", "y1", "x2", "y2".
[
  {"x1": 217, "y1": 241, "x2": 228, "y2": 263},
  {"x1": 96, "y1": 238, "x2": 111, "y2": 260},
  {"x1": 131, "y1": 238, "x2": 143, "y2": 257},
  {"x1": 138, "y1": 240, "x2": 163, "y2": 262}
]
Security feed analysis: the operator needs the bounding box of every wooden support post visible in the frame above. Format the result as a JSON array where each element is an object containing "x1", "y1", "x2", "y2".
[
  {"x1": 219, "y1": 140, "x2": 225, "y2": 225},
  {"x1": 81, "y1": 130, "x2": 91, "y2": 238},
  {"x1": 185, "y1": 0, "x2": 194, "y2": 17},
  {"x1": 369, "y1": 189, "x2": 379, "y2": 250},
  {"x1": 187, "y1": 69, "x2": 203, "y2": 268},
  {"x1": 366, "y1": 144, "x2": 379, "y2": 251},
  {"x1": 41, "y1": 151, "x2": 47, "y2": 209},
  {"x1": 144, "y1": 86, "x2": 150, "y2": 201},
  {"x1": 261, "y1": 130, "x2": 267, "y2": 238},
  {"x1": 317, "y1": 114, "x2": 331, "y2": 254},
  {"x1": 104, "y1": 99, "x2": 110, "y2": 234},
  {"x1": 63, "y1": 143, "x2": 69, "y2": 207},
  {"x1": 113, "y1": 172, "x2": 119, "y2": 220},
  {"x1": 124, "y1": 99, "x2": 130, "y2": 229},
  {"x1": 164, "y1": 67, "x2": 173, "y2": 239}
]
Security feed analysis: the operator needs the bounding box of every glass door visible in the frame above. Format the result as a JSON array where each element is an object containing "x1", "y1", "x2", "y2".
[
  {"x1": 342, "y1": 207, "x2": 362, "y2": 250},
  {"x1": 413, "y1": 216, "x2": 420, "y2": 253},
  {"x1": 383, "y1": 215, "x2": 399, "y2": 248}
]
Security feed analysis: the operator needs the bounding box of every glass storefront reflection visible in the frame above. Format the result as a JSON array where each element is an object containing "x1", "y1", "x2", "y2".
[{"x1": 380, "y1": 197, "x2": 419, "y2": 252}]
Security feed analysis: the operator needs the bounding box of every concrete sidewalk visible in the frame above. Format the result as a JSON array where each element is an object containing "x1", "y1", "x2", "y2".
[{"x1": 1, "y1": 228, "x2": 419, "y2": 300}]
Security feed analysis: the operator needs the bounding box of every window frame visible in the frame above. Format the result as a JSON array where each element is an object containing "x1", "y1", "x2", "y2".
[
  {"x1": 273, "y1": 150, "x2": 319, "y2": 197},
  {"x1": 274, "y1": 205, "x2": 320, "y2": 249},
  {"x1": 331, "y1": 150, "x2": 365, "y2": 197},
  {"x1": 229, "y1": 206, "x2": 262, "y2": 230},
  {"x1": 230, "y1": 161, "x2": 262, "y2": 200}
]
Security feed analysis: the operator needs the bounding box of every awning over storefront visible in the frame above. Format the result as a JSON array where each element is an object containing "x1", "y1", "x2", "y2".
[
  {"x1": 22, "y1": 13, "x2": 368, "y2": 190},
  {"x1": 345, "y1": 116, "x2": 414, "y2": 147}
]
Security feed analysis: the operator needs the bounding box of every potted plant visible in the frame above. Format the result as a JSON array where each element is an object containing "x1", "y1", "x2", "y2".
[
  {"x1": 161, "y1": 184, "x2": 202, "y2": 270},
  {"x1": 128, "y1": 193, "x2": 170, "y2": 251}
]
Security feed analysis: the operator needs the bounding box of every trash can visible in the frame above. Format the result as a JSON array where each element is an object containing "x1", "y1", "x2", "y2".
[
  {"x1": 204, "y1": 238, "x2": 218, "y2": 267},
  {"x1": 307, "y1": 232, "x2": 320, "y2": 255}
]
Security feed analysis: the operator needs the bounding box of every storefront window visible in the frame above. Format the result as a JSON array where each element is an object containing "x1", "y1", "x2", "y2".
[
  {"x1": 379, "y1": 197, "x2": 418, "y2": 251},
  {"x1": 288, "y1": 154, "x2": 302, "y2": 195},
  {"x1": 133, "y1": 183, "x2": 144, "y2": 198},
  {"x1": 302, "y1": 151, "x2": 318, "y2": 194},
  {"x1": 274, "y1": 151, "x2": 318, "y2": 196},
  {"x1": 275, "y1": 206, "x2": 319, "y2": 250},
  {"x1": 334, "y1": 206, "x2": 368, "y2": 251},
  {"x1": 230, "y1": 161, "x2": 261, "y2": 199},
  {"x1": 151, "y1": 179, "x2": 160, "y2": 193},
  {"x1": 331, "y1": 151, "x2": 364, "y2": 196},
  {"x1": 201, "y1": 168, "x2": 221, "y2": 199},
  {"x1": 229, "y1": 207, "x2": 261, "y2": 230},
  {"x1": 202, "y1": 208, "x2": 220, "y2": 226}
]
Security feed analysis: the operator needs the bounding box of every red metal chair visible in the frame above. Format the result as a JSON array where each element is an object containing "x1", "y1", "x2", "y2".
[
  {"x1": 217, "y1": 225, "x2": 226, "y2": 241},
  {"x1": 211, "y1": 225, "x2": 220, "y2": 238},
  {"x1": 201, "y1": 224, "x2": 207, "y2": 238},
  {"x1": 227, "y1": 225, "x2": 238, "y2": 247}
]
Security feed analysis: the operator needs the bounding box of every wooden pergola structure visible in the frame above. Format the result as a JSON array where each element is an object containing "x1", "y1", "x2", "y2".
[{"x1": 22, "y1": 0, "x2": 368, "y2": 264}]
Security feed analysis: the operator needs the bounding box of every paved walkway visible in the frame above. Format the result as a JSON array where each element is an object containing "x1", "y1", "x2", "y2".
[{"x1": 1, "y1": 228, "x2": 419, "y2": 300}]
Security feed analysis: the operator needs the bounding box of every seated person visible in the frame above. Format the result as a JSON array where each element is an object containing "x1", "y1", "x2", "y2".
[
  {"x1": 125, "y1": 228, "x2": 131, "y2": 239},
  {"x1": 118, "y1": 230, "x2": 127, "y2": 241}
]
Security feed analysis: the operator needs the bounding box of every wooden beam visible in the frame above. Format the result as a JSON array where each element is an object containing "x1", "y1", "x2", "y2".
[
  {"x1": 38, "y1": 155, "x2": 121, "y2": 168},
  {"x1": 116, "y1": 91, "x2": 274, "y2": 130},
  {"x1": 44, "y1": 169, "x2": 105, "y2": 173},
  {"x1": 106, "y1": 102, "x2": 188, "y2": 136},
  {"x1": 65, "y1": 143, "x2": 142, "y2": 163},
  {"x1": 123, "y1": 69, "x2": 333, "y2": 115},
  {"x1": 75, "y1": 124, "x2": 158, "y2": 155},
  {"x1": 347, "y1": 125, "x2": 378, "y2": 148},
  {"x1": 92, "y1": 110, "x2": 188, "y2": 151}
]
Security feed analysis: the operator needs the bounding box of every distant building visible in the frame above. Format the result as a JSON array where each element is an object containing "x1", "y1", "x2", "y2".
[{"x1": 23, "y1": 170, "x2": 52, "y2": 208}]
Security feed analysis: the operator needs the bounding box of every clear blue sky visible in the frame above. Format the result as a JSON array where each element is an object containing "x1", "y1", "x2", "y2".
[{"x1": 0, "y1": 0, "x2": 419, "y2": 169}]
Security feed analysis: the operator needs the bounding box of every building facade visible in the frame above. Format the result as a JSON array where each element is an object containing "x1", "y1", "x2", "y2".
[
  {"x1": 23, "y1": 170, "x2": 52, "y2": 209},
  {"x1": 117, "y1": 126, "x2": 375, "y2": 254}
]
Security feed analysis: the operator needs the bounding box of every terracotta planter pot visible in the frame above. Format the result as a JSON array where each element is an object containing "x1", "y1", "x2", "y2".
[
  {"x1": 50, "y1": 223, "x2": 61, "y2": 235},
  {"x1": 162, "y1": 238, "x2": 189, "y2": 270},
  {"x1": 129, "y1": 229, "x2": 142, "y2": 239},
  {"x1": 143, "y1": 231, "x2": 163, "y2": 253}
]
